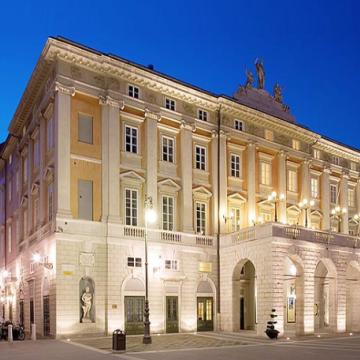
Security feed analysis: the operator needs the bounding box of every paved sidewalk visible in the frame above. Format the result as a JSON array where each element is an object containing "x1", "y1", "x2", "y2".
[{"x1": 70, "y1": 332, "x2": 253, "y2": 353}]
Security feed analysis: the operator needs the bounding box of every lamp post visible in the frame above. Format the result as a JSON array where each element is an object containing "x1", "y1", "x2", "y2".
[
  {"x1": 331, "y1": 206, "x2": 347, "y2": 233},
  {"x1": 299, "y1": 199, "x2": 314, "y2": 228},
  {"x1": 143, "y1": 195, "x2": 156, "y2": 345},
  {"x1": 268, "y1": 191, "x2": 285, "y2": 222}
]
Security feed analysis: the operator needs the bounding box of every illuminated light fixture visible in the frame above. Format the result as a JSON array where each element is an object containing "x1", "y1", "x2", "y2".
[
  {"x1": 268, "y1": 192, "x2": 285, "y2": 222},
  {"x1": 299, "y1": 199, "x2": 315, "y2": 228},
  {"x1": 350, "y1": 333, "x2": 353, "y2": 336},
  {"x1": 223, "y1": 212, "x2": 234, "y2": 223},
  {"x1": 331, "y1": 206, "x2": 347, "y2": 233},
  {"x1": 2, "y1": 270, "x2": 9, "y2": 278},
  {"x1": 252, "y1": 217, "x2": 263, "y2": 226},
  {"x1": 33, "y1": 252, "x2": 54, "y2": 270},
  {"x1": 153, "y1": 255, "x2": 162, "y2": 273}
]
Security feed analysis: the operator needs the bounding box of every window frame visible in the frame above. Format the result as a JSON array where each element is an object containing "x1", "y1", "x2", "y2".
[
  {"x1": 195, "y1": 145, "x2": 206, "y2": 171},
  {"x1": 287, "y1": 169, "x2": 298, "y2": 192},
  {"x1": 127, "y1": 257, "x2": 142, "y2": 268},
  {"x1": 330, "y1": 184, "x2": 337, "y2": 204},
  {"x1": 162, "y1": 195, "x2": 174, "y2": 231},
  {"x1": 78, "y1": 113, "x2": 93, "y2": 145},
  {"x1": 195, "y1": 201, "x2": 206, "y2": 235},
  {"x1": 162, "y1": 136, "x2": 174, "y2": 163},
  {"x1": 198, "y1": 109, "x2": 208, "y2": 121},
  {"x1": 125, "y1": 188, "x2": 138, "y2": 226},
  {"x1": 128, "y1": 84, "x2": 140, "y2": 99},
  {"x1": 165, "y1": 259, "x2": 178, "y2": 271},
  {"x1": 265, "y1": 129, "x2": 274, "y2": 141},
  {"x1": 311, "y1": 178, "x2": 319, "y2": 199},
  {"x1": 230, "y1": 154, "x2": 241, "y2": 178},
  {"x1": 165, "y1": 98, "x2": 176, "y2": 111},
  {"x1": 125, "y1": 125, "x2": 138, "y2": 154},
  {"x1": 234, "y1": 119, "x2": 243, "y2": 131},
  {"x1": 260, "y1": 161, "x2": 271, "y2": 186}
]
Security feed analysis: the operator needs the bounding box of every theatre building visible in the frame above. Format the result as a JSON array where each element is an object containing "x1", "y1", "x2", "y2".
[{"x1": 0, "y1": 36, "x2": 360, "y2": 338}]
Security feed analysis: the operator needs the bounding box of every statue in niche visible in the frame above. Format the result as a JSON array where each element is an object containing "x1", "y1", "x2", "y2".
[
  {"x1": 81, "y1": 286, "x2": 92, "y2": 321},
  {"x1": 254, "y1": 58, "x2": 265, "y2": 89},
  {"x1": 273, "y1": 82, "x2": 286, "y2": 103}
]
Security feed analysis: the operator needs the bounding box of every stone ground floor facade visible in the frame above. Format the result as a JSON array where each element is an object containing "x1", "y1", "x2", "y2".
[{"x1": 1, "y1": 220, "x2": 359, "y2": 338}]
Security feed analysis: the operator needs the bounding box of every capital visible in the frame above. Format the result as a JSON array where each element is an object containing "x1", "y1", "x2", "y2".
[
  {"x1": 99, "y1": 95, "x2": 125, "y2": 109},
  {"x1": 145, "y1": 107, "x2": 162, "y2": 122},
  {"x1": 54, "y1": 81, "x2": 75, "y2": 97},
  {"x1": 180, "y1": 120, "x2": 196, "y2": 132}
]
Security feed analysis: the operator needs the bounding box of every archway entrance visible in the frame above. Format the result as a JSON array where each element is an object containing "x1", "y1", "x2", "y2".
[
  {"x1": 314, "y1": 259, "x2": 337, "y2": 332},
  {"x1": 232, "y1": 260, "x2": 256, "y2": 331},
  {"x1": 346, "y1": 261, "x2": 360, "y2": 331},
  {"x1": 196, "y1": 280, "x2": 214, "y2": 331}
]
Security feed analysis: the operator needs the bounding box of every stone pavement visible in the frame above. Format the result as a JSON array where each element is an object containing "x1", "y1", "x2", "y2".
[{"x1": 70, "y1": 332, "x2": 253, "y2": 353}]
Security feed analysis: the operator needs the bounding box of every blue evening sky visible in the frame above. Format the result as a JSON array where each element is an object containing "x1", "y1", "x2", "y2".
[{"x1": 0, "y1": 0, "x2": 359, "y2": 149}]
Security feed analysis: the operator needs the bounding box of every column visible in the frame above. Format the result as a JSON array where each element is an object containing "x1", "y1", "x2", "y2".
[
  {"x1": 180, "y1": 121, "x2": 194, "y2": 232},
  {"x1": 246, "y1": 141, "x2": 256, "y2": 226},
  {"x1": 278, "y1": 150, "x2": 287, "y2": 223},
  {"x1": 54, "y1": 82, "x2": 74, "y2": 218},
  {"x1": 300, "y1": 159, "x2": 311, "y2": 226},
  {"x1": 321, "y1": 168, "x2": 331, "y2": 230},
  {"x1": 100, "y1": 95, "x2": 124, "y2": 222},
  {"x1": 340, "y1": 173, "x2": 349, "y2": 233},
  {"x1": 145, "y1": 109, "x2": 161, "y2": 228}
]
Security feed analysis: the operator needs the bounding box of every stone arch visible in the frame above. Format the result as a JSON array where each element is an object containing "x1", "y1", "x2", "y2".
[
  {"x1": 79, "y1": 276, "x2": 95, "y2": 323},
  {"x1": 314, "y1": 258, "x2": 337, "y2": 332},
  {"x1": 346, "y1": 261, "x2": 360, "y2": 331},
  {"x1": 283, "y1": 254, "x2": 305, "y2": 335},
  {"x1": 232, "y1": 258, "x2": 256, "y2": 332}
]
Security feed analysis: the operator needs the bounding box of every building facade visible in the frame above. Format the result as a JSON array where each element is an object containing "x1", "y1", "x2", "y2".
[{"x1": 0, "y1": 37, "x2": 360, "y2": 339}]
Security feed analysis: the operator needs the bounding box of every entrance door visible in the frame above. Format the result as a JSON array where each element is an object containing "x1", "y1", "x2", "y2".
[
  {"x1": 43, "y1": 296, "x2": 50, "y2": 336},
  {"x1": 125, "y1": 297, "x2": 144, "y2": 335},
  {"x1": 166, "y1": 296, "x2": 178, "y2": 333},
  {"x1": 197, "y1": 297, "x2": 213, "y2": 331},
  {"x1": 240, "y1": 297, "x2": 245, "y2": 330}
]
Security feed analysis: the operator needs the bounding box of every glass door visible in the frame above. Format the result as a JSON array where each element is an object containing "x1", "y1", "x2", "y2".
[
  {"x1": 166, "y1": 296, "x2": 178, "y2": 333},
  {"x1": 125, "y1": 297, "x2": 145, "y2": 335},
  {"x1": 197, "y1": 297, "x2": 213, "y2": 331}
]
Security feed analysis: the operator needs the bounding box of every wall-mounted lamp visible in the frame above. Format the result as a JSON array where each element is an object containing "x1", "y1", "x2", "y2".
[
  {"x1": 252, "y1": 217, "x2": 263, "y2": 226},
  {"x1": 34, "y1": 252, "x2": 54, "y2": 270},
  {"x1": 299, "y1": 199, "x2": 314, "y2": 227},
  {"x1": 331, "y1": 206, "x2": 347, "y2": 233},
  {"x1": 153, "y1": 255, "x2": 162, "y2": 273},
  {"x1": 2, "y1": 270, "x2": 17, "y2": 283},
  {"x1": 268, "y1": 192, "x2": 285, "y2": 222},
  {"x1": 223, "y1": 212, "x2": 234, "y2": 223}
]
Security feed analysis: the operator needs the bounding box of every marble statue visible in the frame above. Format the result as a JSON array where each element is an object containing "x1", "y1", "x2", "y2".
[
  {"x1": 81, "y1": 287, "x2": 92, "y2": 319},
  {"x1": 245, "y1": 68, "x2": 254, "y2": 90},
  {"x1": 273, "y1": 82, "x2": 285, "y2": 103}
]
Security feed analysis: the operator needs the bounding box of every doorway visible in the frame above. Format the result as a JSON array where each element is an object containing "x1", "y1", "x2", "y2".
[
  {"x1": 197, "y1": 297, "x2": 213, "y2": 331},
  {"x1": 166, "y1": 296, "x2": 178, "y2": 333},
  {"x1": 125, "y1": 296, "x2": 145, "y2": 335}
]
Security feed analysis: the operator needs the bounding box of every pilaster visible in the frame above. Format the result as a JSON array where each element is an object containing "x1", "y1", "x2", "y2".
[
  {"x1": 180, "y1": 121, "x2": 194, "y2": 233},
  {"x1": 54, "y1": 82, "x2": 74, "y2": 218},
  {"x1": 340, "y1": 173, "x2": 349, "y2": 233},
  {"x1": 300, "y1": 159, "x2": 311, "y2": 226},
  {"x1": 278, "y1": 150, "x2": 287, "y2": 223},
  {"x1": 321, "y1": 168, "x2": 331, "y2": 230},
  {"x1": 246, "y1": 140, "x2": 256, "y2": 226}
]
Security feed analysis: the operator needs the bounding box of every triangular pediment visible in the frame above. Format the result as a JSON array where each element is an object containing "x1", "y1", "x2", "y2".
[
  {"x1": 311, "y1": 210, "x2": 323, "y2": 219},
  {"x1": 119, "y1": 170, "x2": 146, "y2": 183},
  {"x1": 192, "y1": 186, "x2": 212, "y2": 197},
  {"x1": 43, "y1": 166, "x2": 54, "y2": 183},
  {"x1": 257, "y1": 199, "x2": 275, "y2": 209},
  {"x1": 158, "y1": 179, "x2": 181, "y2": 192},
  {"x1": 287, "y1": 205, "x2": 301, "y2": 214},
  {"x1": 228, "y1": 192, "x2": 247, "y2": 203},
  {"x1": 30, "y1": 182, "x2": 40, "y2": 196},
  {"x1": 348, "y1": 217, "x2": 358, "y2": 225},
  {"x1": 21, "y1": 195, "x2": 28, "y2": 208}
]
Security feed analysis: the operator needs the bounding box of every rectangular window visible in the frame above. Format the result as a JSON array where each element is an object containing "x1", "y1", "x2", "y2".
[
  {"x1": 351, "y1": 162, "x2": 357, "y2": 171},
  {"x1": 165, "y1": 259, "x2": 178, "y2": 270},
  {"x1": 260, "y1": 162, "x2": 271, "y2": 185},
  {"x1": 128, "y1": 85, "x2": 139, "y2": 99},
  {"x1": 230, "y1": 155, "x2": 240, "y2": 178},
  {"x1": 196, "y1": 202, "x2": 206, "y2": 234},
  {"x1": 78, "y1": 114, "x2": 93, "y2": 144},
  {"x1": 125, "y1": 189, "x2": 138, "y2": 226},
  {"x1": 235, "y1": 120, "x2": 243, "y2": 131},
  {"x1": 162, "y1": 137, "x2": 174, "y2": 163},
  {"x1": 78, "y1": 180, "x2": 93, "y2": 221},
  {"x1": 231, "y1": 208, "x2": 241, "y2": 232},
  {"x1": 333, "y1": 156, "x2": 339, "y2": 166},
  {"x1": 198, "y1": 109, "x2": 208, "y2": 121},
  {"x1": 261, "y1": 212, "x2": 271, "y2": 222},
  {"x1": 330, "y1": 184, "x2": 337, "y2": 203},
  {"x1": 165, "y1": 98, "x2": 175, "y2": 111},
  {"x1": 348, "y1": 189, "x2": 355, "y2": 207},
  {"x1": 23, "y1": 157, "x2": 28, "y2": 183},
  {"x1": 265, "y1": 130, "x2": 273, "y2": 141},
  {"x1": 47, "y1": 117, "x2": 53, "y2": 150},
  {"x1": 16, "y1": 171, "x2": 19, "y2": 193},
  {"x1": 30, "y1": 262, "x2": 34, "y2": 274},
  {"x1": 48, "y1": 184, "x2": 53, "y2": 221},
  {"x1": 8, "y1": 179, "x2": 12, "y2": 202},
  {"x1": 292, "y1": 139, "x2": 300, "y2": 150},
  {"x1": 34, "y1": 140, "x2": 39, "y2": 168},
  {"x1": 127, "y1": 257, "x2": 142, "y2": 268},
  {"x1": 313, "y1": 149, "x2": 321, "y2": 159},
  {"x1": 311, "y1": 178, "x2": 319, "y2": 199},
  {"x1": 125, "y1": 125, "x2": 138, "y2": 154},
  {"x1": 162, "y1": 195, "x2": 174, "y2": 231},
  {"x1": 195, "y1": 146, "x2": 206, "y2": 171},
  {"x1": 23, "y1": 209, "x2": 27, "y2": 238},
  {"x1": 287, "y1": 169, "x2": 297, "y2": 192},
  {"x1": 8, "y1": 224, "x2": 11, "y2": 253}
]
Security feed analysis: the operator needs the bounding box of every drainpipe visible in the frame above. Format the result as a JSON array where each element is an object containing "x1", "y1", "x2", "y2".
[{"x1": 217, "y1": 104, "x2": 222, "y2": 317}]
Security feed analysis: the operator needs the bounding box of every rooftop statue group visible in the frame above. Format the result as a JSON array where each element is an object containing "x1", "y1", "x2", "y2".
[{"x1": 242, "y1": 58, "x2": 285, "y2": 104}]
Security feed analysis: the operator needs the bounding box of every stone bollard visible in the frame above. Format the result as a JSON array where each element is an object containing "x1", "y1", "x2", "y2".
[
  {"x1": 31, "y1": 323, "x2": 36, "y2": 341},
  {"x1": 8, "y1": 324, "x2": 13, "y2": 342}
]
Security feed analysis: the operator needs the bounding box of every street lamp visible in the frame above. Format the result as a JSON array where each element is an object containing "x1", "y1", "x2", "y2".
[
  {"x1": 299, "y1": 199, "x2": 314, "y2": 228},
  {"x1": 331, "y1": 206, "x2": 347, "y2": 233},
  {"x1": 33, "y1": 252, "x2": 53, "y2": 269},
  {"x1": 143, "y1": 195, "x2": 156, "y2": 345},
  {"x1": 268, "y1": 191, "x2": 285, "y2": 222}
]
